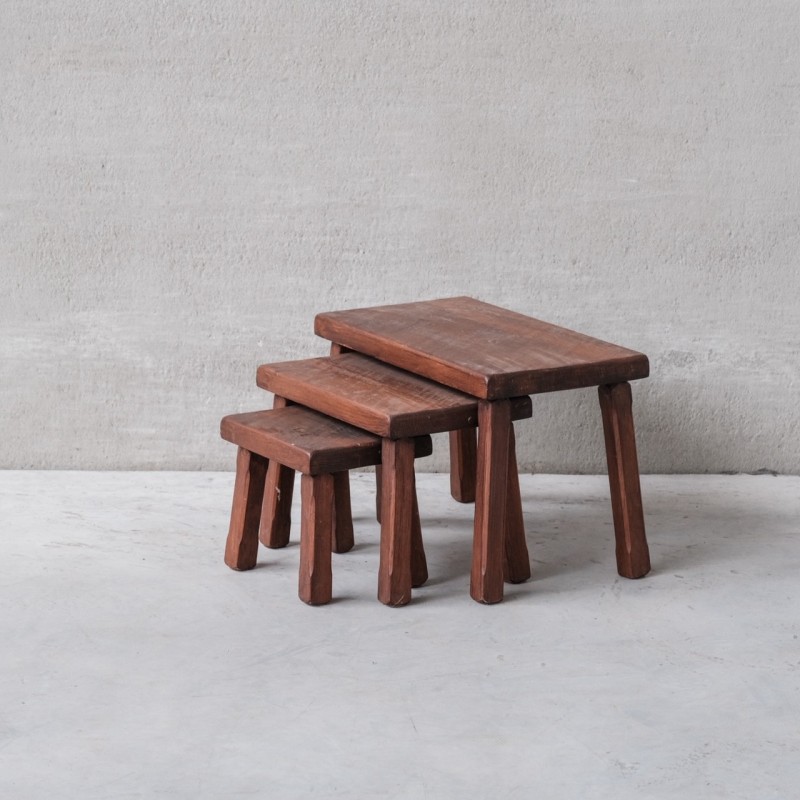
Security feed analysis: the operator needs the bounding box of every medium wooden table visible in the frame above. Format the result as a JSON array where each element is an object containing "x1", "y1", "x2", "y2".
[
  {"x1": 315, "y1": 295, "x2": 651, "y2": 604},
  {"x1": 257, "y1": 353, "x2": 533, "y2": 605}
]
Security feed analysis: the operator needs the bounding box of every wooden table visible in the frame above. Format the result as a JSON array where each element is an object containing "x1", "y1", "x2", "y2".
[
  {"x1": 315, "y1": 295, "x2": 651, "y2": 604},
  {"x1": 257, "y1": 353, "x2": 533, "y2": 605}
]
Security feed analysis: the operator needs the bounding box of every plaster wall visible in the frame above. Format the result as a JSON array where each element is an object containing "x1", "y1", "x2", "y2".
[{"x1": 1, "y1": 1, "x2": 798, "y2": 472}]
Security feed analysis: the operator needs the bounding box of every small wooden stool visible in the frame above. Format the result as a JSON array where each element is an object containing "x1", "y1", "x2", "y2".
[{"x1": 221, "y1": 406, "x2": 432, "y2": 605}]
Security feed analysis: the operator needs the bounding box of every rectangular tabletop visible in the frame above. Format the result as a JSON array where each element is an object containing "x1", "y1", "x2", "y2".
[
  {"x1": 315, "y1": 296, "x2": 649, "y2": 400},
  {"x1": 257, "y1": 353, "x2": 533, "y2": 439}
]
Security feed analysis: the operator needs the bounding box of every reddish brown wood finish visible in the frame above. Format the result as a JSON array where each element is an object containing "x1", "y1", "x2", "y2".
[
  {"x1": 335, "y1": 338, "x2": 476, "y2": 508},
  {"x1": 224, "y1": 447, "x2": 269, "y2": 571},
  {"x1": 223, "y1": 407, "x2": 432, "y2": 597},
  {"x1": 503, "y1": 428, "x2": 531, "y2": 584},
  {"x1": 598, "y1": 383, "x2": 651, "y2": 579},
  {"x1": 449, "y1": 428, "x2": 477, "y2": 503},
  {"x1": 374, "y1": 464, "x2": 382, "y2": 523},
  {"x1": 378, "y1": 438, "x2": 415, "y2": 607},
  {"x1": 258, "y1": 355, "x2": 532, "y2": 437},
  {"x1": 410, "y1": 469, "x2": 428, "y2": 588},
  {"x1": 257, "y1": 357, "x2": 531, "y2": 593},
  {"x1": 299, "y1": 473, "x2": 334, "y2": 605},
  {"x1": 377, "y1": 404, "x2": 528, "y2": 520},
  {"x1": 260, "y1": 396, "x2": 294, "y2": 548},
  {"x1": 376, "y1": 465, "x2": 427, "y2": 584},
  {"x1": 258, "y1": 354, "x2": 480, "y2": 438},
  {"x1": 471, "y1": 400, "x2": 510, "y2": 604},
  {"x1": 331, "y1": 471, "x2": 354, "y2": 554},
  {"x1": 312, "y1": 297, "x2": 651, "y2": 598},
  {"x1": 315, "y1": 296, "x2": 649, "y2": 400},
  {"x1": 221, "y1": 406, "x2": 431, "y2": 475}
]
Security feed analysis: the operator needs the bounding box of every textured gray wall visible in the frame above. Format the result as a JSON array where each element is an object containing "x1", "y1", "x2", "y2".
[{"x1": 2, "y1": 1, "x2": 799, "y2": 472}]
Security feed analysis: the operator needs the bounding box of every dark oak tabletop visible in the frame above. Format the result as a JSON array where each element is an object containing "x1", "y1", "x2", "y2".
[{"x1": 315, "y1": 296, "x2": 649, "y2": 400}]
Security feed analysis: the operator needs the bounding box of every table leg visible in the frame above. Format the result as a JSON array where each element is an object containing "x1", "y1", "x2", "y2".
[
  {"x1": 504, "y1": 425, "x2": 531, "y2": 584},
  {"x1": 225, "y1": 447, "x2": 269, "y2": 571},
  {"x1": 329, "y1": 342, "x2": 352, "y2": 356},
  {"x1": 471, "y1": 399, "x2": 511, "y2": 604},
  {"x1": 331, "y1": 471, "x2": 354, "y2": 554},
  {"x1": 598, "y1": 382, "x2": 651, "y2": 579},
  {"x1": 374, "y1": 464, "x2": 382, "y2": 522},
  {"x1": 410, "y1": 469, "x2": 428, "y2": 588},
  {"x1": 299, "y1": 473, "x2": 334, "y2": 605},
  {"x1": 377, "y1": 460, "x2": 427, "y2": 585},
  {"x1": 449, "y1": 428, "x2": 477, "y2": 503},
  {"x1": 378, "y1": 438, "x2": 415, "y2": 606},
  {"x1": 260, "y1": 395, "x2": 295, "y2": 548}
]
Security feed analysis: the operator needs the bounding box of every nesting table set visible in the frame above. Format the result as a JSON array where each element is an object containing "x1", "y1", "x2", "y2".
[{"x1": 221, "y1": 296, "x2": 651, "y2": 606}]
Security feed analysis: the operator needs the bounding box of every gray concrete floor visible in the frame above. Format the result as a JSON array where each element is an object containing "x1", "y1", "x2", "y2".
[{"x1": 1, "y1": 471, "x2": 798, "y2": 799}]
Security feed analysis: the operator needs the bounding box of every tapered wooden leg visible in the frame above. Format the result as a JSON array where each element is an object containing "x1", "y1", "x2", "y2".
[
  {"x1": 504, "y1": 426, "x2": 531, "y2": 584},
  {"x1": 375, "y1": 464, "x2": 382, "y2": 523},
  {"x1": 378, "y1": 439, "x2": 415, "y2": 606},
  {"x1": 410, "y1": 470, "x2": 428, "y2": 588},
  {"x1": 332, "y1": 471, "x2": 354, "y2": 554},
  {"x1": 331, "y1": 342, "x2": 358, "y2": 549},
  {"x1": 225, "y1": 447, "x2": 269, "y2": 571},
  {"x1": 260, "y1": 395, "x2": 295, "y2": 548},
  {"x1": 598, "y1": 382, "x2": 651, "y2": 579},
  {"x1": 449, "y1": 428, "x2": 477, "y2": 503},
  {"x1": 471, "y1": 400, "x2": 511, "y2": 604},
  {"x1": 299, "y1": 473, "x2": 334, "y2": 605}
]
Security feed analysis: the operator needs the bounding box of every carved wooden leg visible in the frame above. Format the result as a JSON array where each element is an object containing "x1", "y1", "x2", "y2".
[
  {"x1": 378, "y1": 438, "x2": 414, "y2": 606},
  {"x1": 598, "y1": 382, "x2": 651, "y2": 579},
  {"x1": 332, "y1": 471, "x2": 354, "y2": 554},
  {"x1": 260, "y1": 395, "x2": 295, "y2": 548},
  {"x1": 449, "y1": 428, "x2": 477, "y2": 503},
  {"x1": 471, "y1": 400, "x2": 511, "y2": 604},
  {"x1": 299, "y1": 473, "x2": 334, "y2": 605},
  {"x1": 504, "y1": 426, "x2": 531, "y2": 584},
  {"x1": 225, "y1": 447, "x2": 269, "y2": 571},
  {"x1": 410, "y1": 469, "x2": 428, "y2": 588}
]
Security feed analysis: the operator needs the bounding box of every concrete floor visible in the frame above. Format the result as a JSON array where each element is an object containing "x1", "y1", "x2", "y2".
[{"x1": 1, "y1": 471, "x2": 798, "y2": 799}]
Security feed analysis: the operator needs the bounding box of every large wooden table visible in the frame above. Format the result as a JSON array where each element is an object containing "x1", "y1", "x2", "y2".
[{"x1": 315, "y1": 295, "x2": 651, "y2": 604}]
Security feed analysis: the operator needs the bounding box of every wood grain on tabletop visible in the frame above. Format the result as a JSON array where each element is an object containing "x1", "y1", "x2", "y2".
[
  {"x1": 315, "y1": 296, "x2": 649, "y2": 400},
  {"x1": 257, "y1": 353, "x2": 533, "y2": 439},
  {"x1": 221, "y1": 406, "x2": 433, "y2": 475}
]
